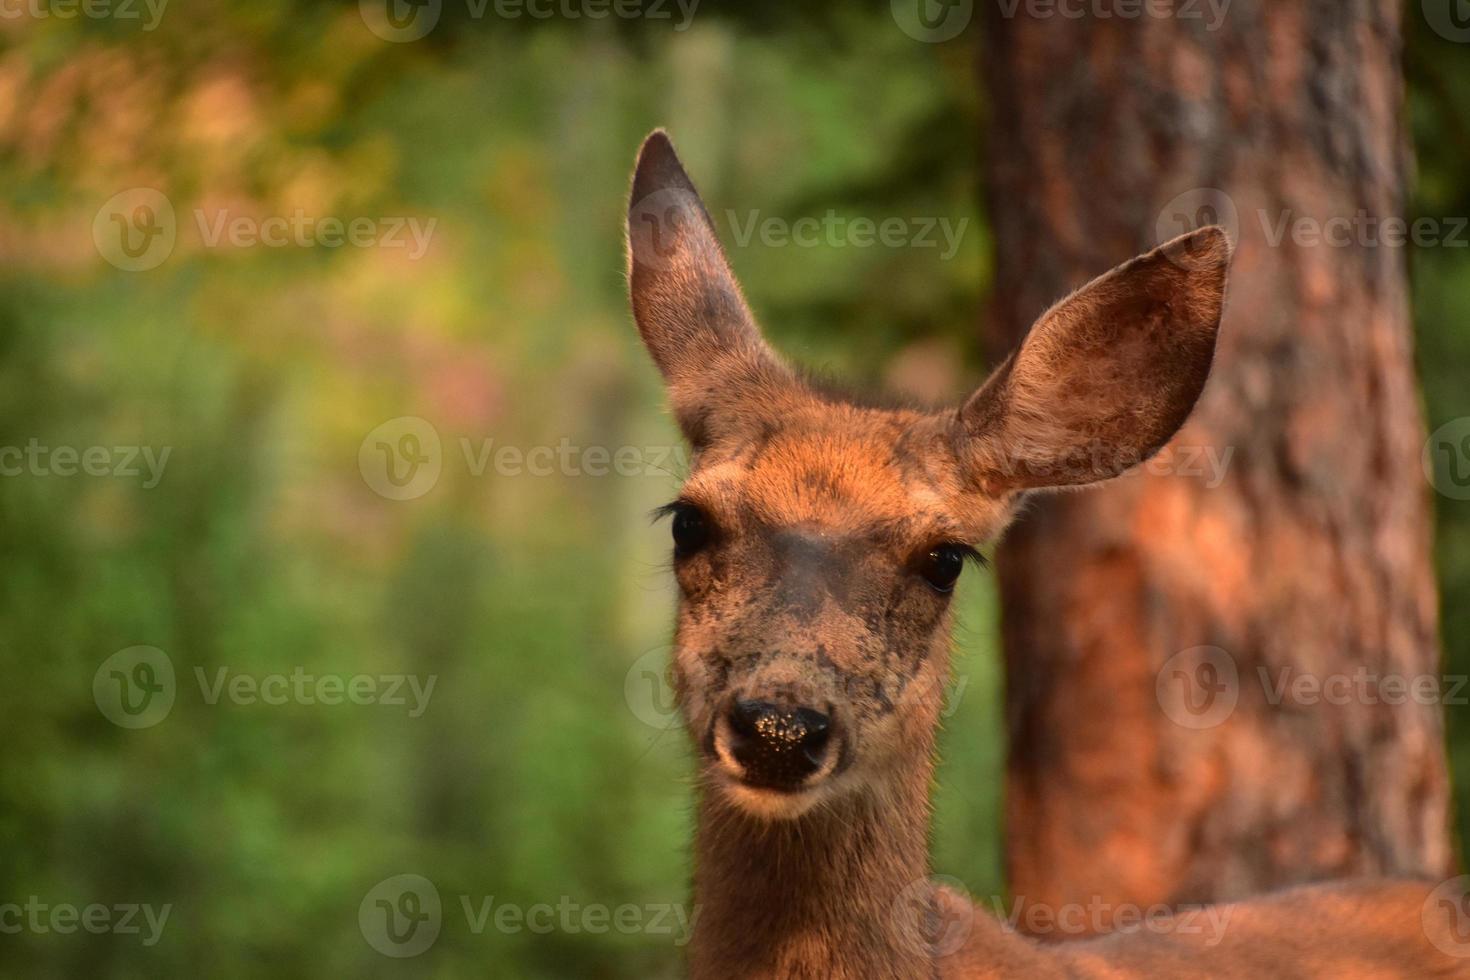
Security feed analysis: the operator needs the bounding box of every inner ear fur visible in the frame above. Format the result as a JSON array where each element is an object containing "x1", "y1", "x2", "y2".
[
  {"x1": 957, "y1": 226, "x2": 1232, "y2": 492},
  {"x1": 626, "y1": 130, "x2": 795, "y2": 445}
]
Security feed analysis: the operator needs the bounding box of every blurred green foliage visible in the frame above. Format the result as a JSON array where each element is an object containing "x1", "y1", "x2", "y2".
[{"x1": 0, "y1": 3, "x2": 1463, "y2": 977}]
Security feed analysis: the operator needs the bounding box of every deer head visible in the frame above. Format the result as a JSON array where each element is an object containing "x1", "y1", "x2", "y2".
[{"x1": 627, "y1": 130, "x2": 1231, "y2": 823}]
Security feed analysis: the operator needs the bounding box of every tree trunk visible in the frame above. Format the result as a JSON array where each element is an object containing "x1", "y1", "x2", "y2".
[{"x1": 981, "y1": 0, "x2": 1452, "y2": 931}]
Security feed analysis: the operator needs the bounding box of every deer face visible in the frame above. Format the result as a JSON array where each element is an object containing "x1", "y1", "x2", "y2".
[
  {"x1": 626, "y1": 131, "x2": 1231, "y2": 821},
  {"x1": 661, "y1": 403, "x2": 1009, "y2": 819}
]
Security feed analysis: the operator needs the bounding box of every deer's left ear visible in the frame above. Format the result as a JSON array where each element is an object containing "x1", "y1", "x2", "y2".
[
  {"x1": 957, "y1": 227, "x2": 1232, "y2": 492},
  {"x1": 627, "y1": 130, "x2": 793, "y2": 445}
]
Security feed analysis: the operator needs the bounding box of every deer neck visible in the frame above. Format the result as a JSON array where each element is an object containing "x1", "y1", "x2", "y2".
[{"x1": 687, "y1": 755, "x2": 937, "y2": 980}]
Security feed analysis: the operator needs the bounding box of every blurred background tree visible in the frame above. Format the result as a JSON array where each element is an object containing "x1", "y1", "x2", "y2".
[
  {"x1": 0, "y1": 2, "x2": 1463, "y2": 977},
  {"x1": 983, "y1": 0, "x2": 1453, "y2": 925}
]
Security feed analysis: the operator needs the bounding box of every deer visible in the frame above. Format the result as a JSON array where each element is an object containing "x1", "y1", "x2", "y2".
[{"x1": 625, "y1": 129, "x2": 1470, "y2": 980}]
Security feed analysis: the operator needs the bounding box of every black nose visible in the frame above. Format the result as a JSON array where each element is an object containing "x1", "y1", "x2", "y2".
[{"x1": 726, "y1": 699, "x2": 832, "y2": 790}]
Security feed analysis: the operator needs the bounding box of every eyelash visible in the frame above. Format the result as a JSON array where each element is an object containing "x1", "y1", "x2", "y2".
[
  {"x1": 946, "y1": 543, "x2": 989, "y2": 570},
  {"x1": 649, "y1": 500, "x2": 688, "y2": 523}
]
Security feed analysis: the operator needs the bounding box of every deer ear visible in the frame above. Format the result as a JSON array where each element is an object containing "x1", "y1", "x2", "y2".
[
  {"x1": 627, "y1": 130, "x2": 790, "y2": 443},
  {"x1": 958, "y1": 227, "x2": 1232, "y2": 492}
]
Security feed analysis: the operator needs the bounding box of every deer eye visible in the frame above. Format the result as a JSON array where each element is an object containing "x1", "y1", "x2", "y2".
[
  {"x1": 670, "y1": 503, "x2": 712, "y2": 557},
  {"x1": 916, "y1": 544, "x2": 970, "y2": 593}
]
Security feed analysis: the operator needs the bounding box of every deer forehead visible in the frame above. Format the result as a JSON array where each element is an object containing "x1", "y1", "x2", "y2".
[{"x1": 682, "y1": 410, "x2": 966, "y2": 538}]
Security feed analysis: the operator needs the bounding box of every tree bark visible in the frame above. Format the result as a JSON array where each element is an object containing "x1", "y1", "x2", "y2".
[{"x1": 981, "y1": 0, "x2": 1452, "y2": 931}]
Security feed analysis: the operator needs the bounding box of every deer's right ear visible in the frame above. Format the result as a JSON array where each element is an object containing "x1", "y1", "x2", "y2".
[
  {"x1": 956, "y1": 227, "x2": 1231, "y2": 493},
  {"x1": 627, "y1": 130, "x2": 790, "y2": 444}
]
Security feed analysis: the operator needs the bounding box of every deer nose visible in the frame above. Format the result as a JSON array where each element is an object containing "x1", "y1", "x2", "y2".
[{"x1": 726, "y1": 699, "x2": 832, "y2": 790}]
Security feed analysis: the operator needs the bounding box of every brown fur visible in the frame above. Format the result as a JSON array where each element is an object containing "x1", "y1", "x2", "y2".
[{"x1": 626, "y1": 130, "x2": 1469, "y2": 979}]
